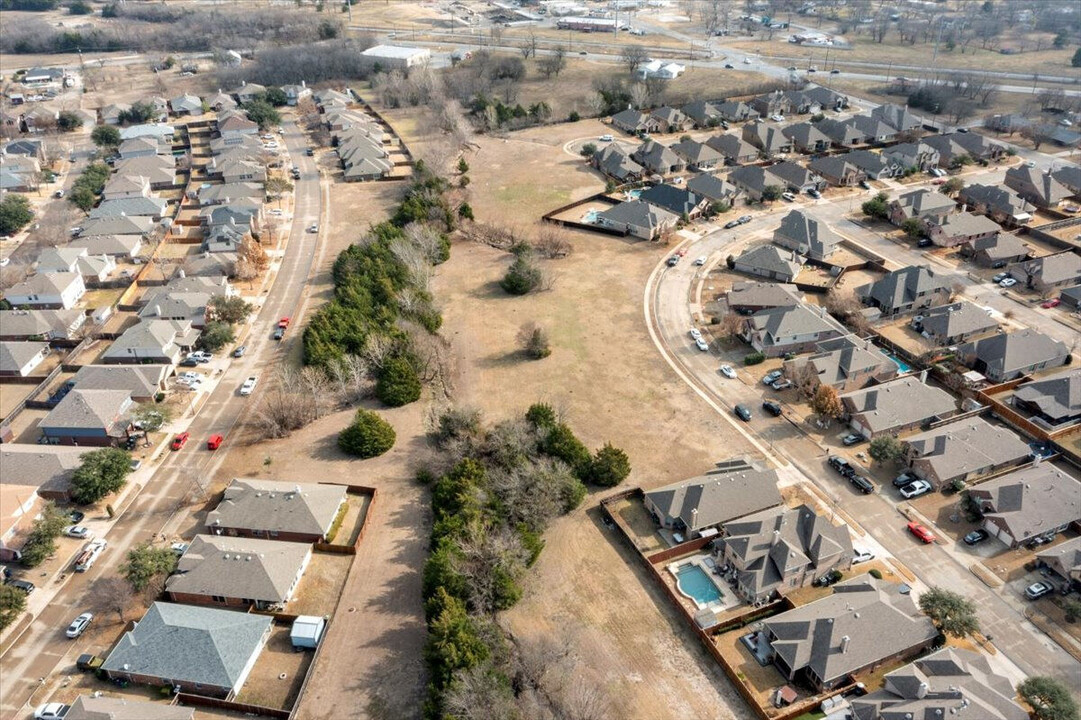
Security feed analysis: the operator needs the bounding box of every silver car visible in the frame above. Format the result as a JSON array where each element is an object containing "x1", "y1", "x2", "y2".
[{"x1": 66, "y1": 612, "x2": 93, "y2": 639}]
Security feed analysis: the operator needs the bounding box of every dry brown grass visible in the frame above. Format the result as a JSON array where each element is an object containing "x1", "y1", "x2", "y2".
[{"x1": 235, "y1": 626, "x2": 313, "y2": 711}]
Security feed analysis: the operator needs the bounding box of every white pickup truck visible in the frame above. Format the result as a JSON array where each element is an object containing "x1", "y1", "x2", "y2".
[
  {"x1": 240, "y1": 376, "x2": 258, "y2": 396},
  {"x1": 74, "y1": 539, "x2": 107, "y2": 572}
]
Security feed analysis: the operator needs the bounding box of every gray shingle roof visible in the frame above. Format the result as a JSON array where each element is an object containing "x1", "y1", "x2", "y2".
[
  {"x1": 685, "y1": 173, "x2": 741, "y2": 202},
  {"x1": 959, "y1": 183, "x2": 1031, "y2": 218},
  {"x1": 746, "y1": 303, "x2": 847, "y2": 349},
  {"x1": 705, "y1": 132, "x2": 758, "y2": 162},
  {"x1": 905, "y1": 417, "x2": 1030, "y2": 482},
  {"x1": 1013, "y1": 367, "x2": 1081, "y2": 424},
  {"x1": 856, "y1": 265, "x2": 949, "y2": 313},
  {"x1": 669, "y1": 139, "x2": 721, "y2": 166},
  {"x1": 891, "y1": 189, "x2": 955, "y2": 220},
  {"x1": 5, "y1": 272, "x2": 82, "y2": 299},
  {"x1": 0, "y1": 341, "x2": 47, "y2": 373},
  {"x1": 734, "y1": 244, "x2": 804, "y2": 281},
  {"x1": 0, "y1": 309, "x2": 84, "y2": 339},
  {"x1": 102, "y1": 602, "x2": 271, "y2": 691},
  {"x1": 1004, "y1": 165, "x2": 1071, "y2": 205},
  {"x1": 41, "y1": 389, "x2": 132, "y2": 434},
  {"x1": 207, "y1": 479, "x2": 346, "y2": 537},
  {"x1": 795, "y1": 335, "x2": 899, "y2": 388},
  {"x1": 71, "y1": 365, "x2": 168, "y2": 397},
  {"x1": 167, "y1": 534, "x2": 311, "y2": 604},
  {"x1": 841, "y1": 376, "x2": 957, "y2": 435},
  {"x1": 971, "y1": 464, "x2": 1081, "y2": 543},
  {"x1": 644, "y1": 463, "x2": 782, "y2": 532},
  {"x1": 597, "y1": 200, "x2": 677, "y2": 231},
  {"x1": 916, "y1": 301, "x2": 998, "y2": 342},
  {"x1": 1016, "y1": 251, "x2": 1081, "y2": 287},
  {"x1": 0, "y1": 445, "x2": 85, "y2": 493},
  {"x1": 959, "y1": 329, "x2": 1069, "y2": 380},
  {"x1": 968, "y1": 232, "x2": 1030, "y2": 261},
  {"x1": 638, "y1": 184, "x2": 705, "y2": 216},
  {"x1": 929, "y1": 211, "x2": 1001, "y2": 239},
  {"x1": 725, "y1": 281, "x2": 802, "y2": 310},
  {"x1": 773, "y1": 210, "x2": 842, "y2": 258}
]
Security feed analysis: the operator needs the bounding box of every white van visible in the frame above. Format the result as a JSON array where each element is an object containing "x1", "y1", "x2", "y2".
[{"x1": 74, "y1": 539, "x2": 107, "y2": 572}]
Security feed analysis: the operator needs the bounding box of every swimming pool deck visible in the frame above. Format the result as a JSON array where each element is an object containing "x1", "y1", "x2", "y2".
[{"x1": 667, "y1": 554, "x2": 744, "y2": 614}]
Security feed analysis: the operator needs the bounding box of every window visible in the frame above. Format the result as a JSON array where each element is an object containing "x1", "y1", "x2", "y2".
[{"x1": 212, "y1": 595, "x2": 227, "y2": 603}]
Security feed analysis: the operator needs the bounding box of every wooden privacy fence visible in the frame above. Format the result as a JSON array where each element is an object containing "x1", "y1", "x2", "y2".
[{"x1": 176, "y1": 693, "x2": 289, "y2": 719}]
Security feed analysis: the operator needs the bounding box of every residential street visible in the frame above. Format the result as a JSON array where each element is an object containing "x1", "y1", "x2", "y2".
[{"x1": 0, "y1": 119, "x2": 323, "y2": 720}]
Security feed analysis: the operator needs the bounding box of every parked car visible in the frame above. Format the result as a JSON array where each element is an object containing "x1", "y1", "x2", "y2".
[
  {"x1": 813, "y1": 569, "x2": 843, "y2": 587},
  {"x1": 992, "y1": 272, "x2": 1008, "y2": 283},
  {"x1": 179, "y1": 357, "x2": 200, "y2": 367},
  {"x1": 762, "y1": 370, "x2": 783, "y2": 385},
  {"x1": 724, "y1": 219, "x2": 741, "y2": 229},
  {"x1": 899, "y1": 479, "x2": 932, "y2": 499},
  {"x1": 963, "y1": 529, "x2": 989, "y2": 546},
  {"x1": 841, "y1": 433, "x2": 864, "y2": 446},
  {"x1": 930, "y1": 167, "x2": 947, "y2": 178},
  {"x1": 828, "y1": 455, "x2": 855, "y2": 477},
  {"x1": 999, "y1": 277, "x2": 1017, "y2": 288},
  {"x1": 667, "y1": 255, "x2": 680, "y2": 266},
  {"x1": 695, "y1": 337, "x2": 709, "y2": 351},
  {"x1": 599, "y1": 134, "x2": 613, "y2": 141},
  {"x1": 737, "y1": 215, "x2": 752, "y2": 224},
  {"x1": 907, "y1": 522, "x2": 935, "y2": 543},
  {"x1": 762, "y1": 400, "x2": 782, "y2": 416},
  {"x1": 232, "y1": 345, "x2": 247, "y2": 358},
  {"x1": 852, "y1": 549, "x2": 875, "y2": 564},
  {"x1": 771, "y1": 379, "x2": 792, "y2": 390},
  {"x1": 240, "y1": 376, "x2": 258, "y2": 396},
  {"x1": 65, "y1": 612, "x2": 93, "y2": 639},
  {"x1": 782, "y1": 191, "x2": 796, "y2": 202},
  {"x1": 64, "y1": 525, "x2": 92, "y2": 539},
  {"x1": 694, "y1": 256, "x2": 707, "y2": 266},
  {"x1": 720, "y1": 365, "x2": 737, "y2": 379},
  {"x1": 33, "y1": 704, "x2": 69, "y2": 720},
  {"x1": 76, "y1": 653, "x2": 104, "y2": 672},
  {"x1": 917, "y1": 238, "x2": 933, "y2": 248},
  {"x1": 830, "y1": 68, "x2": 840, "y2": 74},
  {"x1": 724, "y1": 63, "x2": 734, "y2": 69},
  {"x1": 690, "y1": 328, "x2": 702, "y2": 340},
  {"x1": 179, "y1": 372, "x2": 201, "y2": 382},
  {"x1": 170, "y1": 432, "x2": 190, "y2": 451},
  {"x1": 893, "y1": 472, "x2": 919, "y2": 488},
  {"x1": 307, "y1": 224, "x2": 319, "y2": 233},
  {"x1": 54, "y1": 189, "x2": 64, "y2": 199},
  {"x1": 734, "y1": 404, "x2": 752, "y2": 421},
  {"x1": 170, "y1": 542, "x2": 190, "y2": 556},
  {"x1": 1025, "y1": 581, "x2": 1054, "y2": 600},
  {"x1": 5, "y1": 578, "x2": 35, "y2": 594},
  {"x1": 1041, "y1": 298, "x2": 1061, "y2": 309},
  {"x1": 858, "y1": 179, "x2": 870, "y2": 189},
  {"x1": 849, "y1": 474, "x2": 875, "y2": 494},
  {"x1": 68, "y1": 511, "x2": 84, "y2": 523},
  {"x1": 306, "y1": 147, "x2": 314, "y2": 156},
  {"x1": 207, "y1": 434, "x2": 223, "y2": 450}
]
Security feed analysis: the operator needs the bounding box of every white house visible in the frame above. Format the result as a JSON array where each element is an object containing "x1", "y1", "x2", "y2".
[
  {"x1": 4, "y1": 273, "x2": 86, "y2": 310},
  {"x1": 637, "y1": 60, "x2": 686, "y2": 80}
]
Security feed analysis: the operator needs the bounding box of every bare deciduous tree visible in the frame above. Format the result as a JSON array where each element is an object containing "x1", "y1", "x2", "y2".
[
  {"x1": 94, "y1": 577, "x2": 132, "y2": 623},
  {"x1": 620, "y1": 45, "x2": 649, "y2": 74},
  {"x1": 532, "y1": 225, "x2": 572, "y2": 259}
]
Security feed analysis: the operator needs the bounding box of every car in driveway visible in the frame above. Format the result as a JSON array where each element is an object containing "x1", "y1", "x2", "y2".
[
  {"x1": 64, "y1": 525, "x2": 92, "y2": 539},
  {"x1": 1041, "y1": 298, "x2": 1061, "y2": 308},
  {"x1": 807, "y1": 188, "x2": 822, "y2": 199},
  {"x1": 899, "y1": 479, "x2": 932, "y2": 499},
  {"x1": 761, "y1": 370, "x2": 783, "y2": 385},
  {"x1": 5, "y1": 578, "x2": 35, "y2": 594},
  {"x1": 771, "y1": 379, "x2": 792, "y2": 390},
  {"x1": 782, "y1": 191, "x2": 796, "y2": 202},
  {"x1": 893, "y1": 472, "x2": 919, "y2": 488},
  {"x1": 963, "y1": 529, "x2": 989, "y2": 546},
  {"x1": 170, "y1": 432, "x2": 190, "y2": 451},
  {"x1": 720, "y1": 364, "x2": 737, "y2": 379},
  {"x1": 992, "y1": 272, "x2": 1008, "y2": 283},
  {"x1": 179, "y1": 356, "x2": 200, "y2": 367},
  {"x1": 762, "y1": 400, "x2": 782, "y2": 416},
  {"x1": 849, "y1": 474, "x2": 875, "y2": 494},
  {"x1": 240, "y1": 376, "x2": 258, "y2": 396},
  {"x1": 65, "y1": 612, "x2": 93, "y2": 639},
  {"x1": 859, "y1": 179, "x2": 871, "y2": 189},
  {"x1": 734, "y1": 404, "x2": 752, "y2": 421},
  {"x1": 999, "y1": 277, "x2": 1017, "y2": 287},
  {"x1": 841, "y1": 433, "x2": 864, "y2": 447},
  {"x1": 1025, "y1": 581, "x2": 1054, "y2": 600},
  {"x1": 34, "y1": 704, "x2": 69, "y2": 720},
  {"x1": 907, "y1": 522, "x2": 935, "y2": 543},
  {"x1": 813, "y1": 569, "x2": 843, "y2": 587},
  {"x1": 852, "y1": 549, "x2": 874, "y2": 564},
  {"x1": 69, "y1": 510, "x2": 84, "y2": 523},
  {"x1": 695, "y1": 337, "x2": 709, "y2": 351},
  {"x1": 690, "y1": 328, "x2": 702, "y2": 340}
]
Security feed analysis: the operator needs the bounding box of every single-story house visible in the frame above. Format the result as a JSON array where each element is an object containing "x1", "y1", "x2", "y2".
[
  {"x1": 0, "y1": 445, "x2": 86, "y2": 504},
  {"x1": 751, "y1": 90, "x2": 791, "y2": 118},
  {"x1": 78, "y1": 216, "x2": 156, "y2": 238},
  {"x1": 595, "y1": 200, "x2": 678, "y2": 241},
  {"x1": 888, "y1": 189, "x2": 956, "y2": 226},
  {"x1": 62, "y1": 696, "x2": 195, "y2": 720},
  {"x1": 841, "y1": 375, "x2": 958, "y2": 439},
  {"x1": 1051, "y1": 165, "x2": 1081, "y2": 197},
  {"x1": 733, "y1": 245, "x2": 804, "y2": 283},
  {"x1": 957, "y1": 329, "x2": 1069, "y2": 383},
  {"x1": 969, "y1": 465, "x2": 1081, "y2": 547},
  {"x1": 206, "y1": 479, "x2": 347, "y2": 543},
  {"x1": 4, "y1": 272, "x2": 86, "y2": 310},
  {"x1": 925, "y1": 212, "x2": 1001, "y2": 248},
  {"x1": 1062, "y1": 285, "x2": 1081, "y2": 309},
  {"x1": 816, "y1": 118, "x2": 864, "y2": 148},
  {"x1": 847, "y1": 115, "x2": 900, "y2": 145},
  {"x1": 281, "y1": 82, "x2": 312, "y2": 106},
  {"x1": 39, "y1": 388, "x2": 134, "y2": 447},
  {"x1": 855, "y1": 265, "x2": 950, "y2": 317},
  {"x1": 102, "y1": 174, "x2": 151, "y2": 201},
  {"x1": 234, "y1": 82, "x2": 267, "y2": 104},
  {"x1": 741, "y1": 303, "x2": 848, "y2": 357},
  {"x1": 807, "y1": 156, "x2": 866, "y2": 187},
  {"x1": 725, "y1": 281, "x2": 802, "y2": 314},
  {"x1": 1037, "y1": 537, "x2": 1081, "y2": 586},
  {"x1": 66, "y1": 364, "x2": 170, "y2": 403},
  {"x1": 957, "y1": 184, "x2": 1032, "y2": 227},
  {"x1": 101, "y1": 319, "x2": 200, "y2": 365},
  {"x1": 643, "y1": 461, "x2": 782, "y2": 538},
  {"x1": 681, "y1": 100, "x2": 722, "y2": 128},
  {"x1": 772, "y1": 210, "x2": 842, "y2": 261},
  {"x1": 0, "y1": 309, "x2": 86, "y2": 341},
  {"x1": 169, "y1": 94, "x2": 204, "y2": 116},
  {"x1": 960, "y1": 232, "x2": 1031, "y2": 268},
  {"x1": 610, "y1": 109, "x2": 662, "y2": 135},
  {"x1": 911, "y1": 301, "x2": 997, "y2": 345},
  {"x1": 705, "y1": 133, "x2": 759, "y2": 165},
  {"x1": 138, "y1": 290, "x2": 212, "y2": 328},
  {"x1": 714, "y1": 100, "x2": 758, "y2": 123},
  {"x1": 0, "y1": 341, "x2": 49, "y2": 377},
  {"x1": 783, "y1": 335, "x2": 899, "y2": 393},
  {"x1": 102, "y1": 602, "x2": 272, "y2": 699},
  {"x1": 903, "y1": 417, "x2": 1030, "y2": 487},
  {"x1": 1008, "y1": 252, "x2": 1081, "y2": 294},
  {"x1": 1012, "y1": 368, "x2": 1081, "y2": 428}
]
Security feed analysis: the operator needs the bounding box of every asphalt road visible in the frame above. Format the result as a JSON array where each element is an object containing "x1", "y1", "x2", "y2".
[{"x1": 0, "y1": 118, "x2": 323, "y2": 720}]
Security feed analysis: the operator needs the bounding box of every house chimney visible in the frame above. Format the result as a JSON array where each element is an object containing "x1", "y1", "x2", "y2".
[
  {"x1": 840, "y1": 635, "x2": 850, "y2": 653},
  {"x1": 919, "y1": 369, "x2": 928, "y2": 384},
  {"x1": 916, "y1": 681, "x2": 929, "y2": 699}
]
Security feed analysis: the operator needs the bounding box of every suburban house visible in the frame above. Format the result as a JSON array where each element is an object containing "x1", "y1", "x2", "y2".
[
  {"x1": 844, "y1": 149, "x2": 903, "y2": 180},
  {"x1": 138, "y1": 290, "x2": 212, "y2": 328},
  {"x1": 217, "y1": 114, "x2": 260, "y2": 140},
  {"x1": 925, "y1": 132, "x2": 1007, "y2": 165},
  {"x1": 649, "y1": 106, "x2": 692, "y2": 133},
  {"x1": 925, "y1": 212, "x2": 1001, "y2": 248},
  {"x1": 0, "y1": 445, "x2": 86, "y2": 509},
  {"x1": 741, "y1": 303, "x2": 848, "y2": 357},
  {"x1": 772, "y1": 210, "x2": 842, "y2": 261},
  {"x1": 102, "y1": 174, "x2": 151, "y2": 201},
  {"x1": 847, "y1": 115, "x2": 900, "y2": 145},
  {"x1": 669, "y1": 139, "x2": 722, "y2": 171},
  {"x1": 117, "y1": 123, "x2": 176, "y2": 143},
  {"x1": 751, "y1": 90, "x2": 791, "y2": 118},
  {"x1": 1012, "y1": 368, "x2": 1081, "y2": 429},
  {"x1": 969, "y1": 464, "x2": 1081, "y2": 547},
  {"x1": 233, "y1": 82, "x2": 267, "y2": 104},
  {"x1": 783, "y1": 335, "x2": 899, "y2": 393},
  {"x1": 90, "y1": 196, "x2": 169, "y2": 221},
  {"x1": 957, "y1": 329, "x2": 1069, "y2": 382},
  {"x1": 783, "y1": 122, "x2": 831, "y2": 154},
  {"x1": 840, "y1": 375, "x2": 958, "y2": 439},
  {"x1": 716, "y1": 504, "x2": 853, "y2": 604},
  {"x1": 116, "y1": 155, "x2": 177, "y2": 188},
  {"x1": 768, "y1": 161, "x2": 827, "y2": 194},
  {"x1": 638, "y1": 184, "x2": 710, "y2": 219},
  {"x1": 733, "y1": 245, "x2": 804, "y2": 283},
  {"x1": 643, "y1": 461, "x2": 782, "y2": 538},
  {"x1": 102, "y1": 602, "x2": 272, "y2": 699},
  {"x1": 0, "y1": 341, "x2": 49, "y2": 377},
  {"x1": 281, "y1": 82, "x2": 312, "y2": 106},
  {"x1": 728, "y1": 165, "x2": 783, "y2": 201},
  {"x1": 1037, "y1": 537, "x2": 1081, "y2": 586},
  {"x1": 754, "y1": 576, "x2": 938, "y2": 692},
  {"x1": 1063, "y1": 285, "x2": 1081, "y2": 309},
  {"x1": 816, "y1": 118, "x2": 864, "y2": 148},
  {"x1": 206, "y1": 479, "x2": 347, "y2": 543},
  {"x1": 713, "y1": 100, "x2": 758, "y2": 123},
  {"x1": 1008, "y1": 252, "x2": 1081, "y2": 294},
  {"x1": 631, "y1": 140, "x2": 685, "y2": 175},
  {"x1": 681, "y1": 100, "x2": 722, "y2": 128},
  {"x1": 911, "y1": 301, "x2": 997, "y2": 345},
  {"x1": 595, "y1": 201, "x2": 678, "y2": 241},
  {"x1": 78, "y1": 215, "x2": 156, "y2": 238},
  {"x1": 0, "y1": 308, "x2": 86, "y2": 341},
  {"x1": 782, "y1": 89, "x2": 821, "y2": 115},
  {"x1": 166, "y1": 534, "x2": 312, "y2": 610},
  {"x1": 855, "y1": 265, "x2": 950, "y2": 317},
  {"x1": 903, "y1": 417, "x2": 1030, "y2": 488},
  {"x1": 802, "y1": 85, "x2": 848, "y2": 111},
  {"x1": 742, "y1": 121, "x2": 792, "y2": 156},
  {"x1": 0, "y1": 481, "x2": 43, "y2": 562},
  {"x1": 610, "y1": 109, "x2": 661, "y2": 135},
  {"x1": 1003, "y1": 165, "x2": 1070, "y2": 208},
  {"x1": 36, "y1": 248, "x2": 118, "y2": 285},
  {"x1": 888, "y1": 189, "x2": 956, "y2": 226},
  {"x1": 849, "y1": 648, "x2": 1029, "y2": 720},
  {"x1": 99, "y1": 103, "x2": 131, "y2": 125},
  {"x1": 685, "y1": 173, "x2": 741, "y2": 205},
  {"x1": 4, "y1": 272, "x2": 86, "y2": 310},
  {"x1": 102, "y1": 319, "x2": 199, "y2": 365},
  {"x1": 881, "y1": 141, "x2": 939, "y2": 172},
  {"x1": 871, "y1": 103, "x2": 923, "y2": 133},
  {"x1": 62, "y1": 696, "x2": 195, "y2": 720},
  {"x1": 705, "y1": 133, "x2": 759, "y2": 165},
  {"x1": 957, "y1": 184, "x2": 1032, "y2": 226},
  {"x1": 39, "y1": 389, "x2": 134, "y2": 447},
  {"x1": 169, "y1": 94, "x2": 204, "y2": 116},
  {"x1": 960, "y1": 232, "x2": 1031, "y2": 268},
  {"x1": 807, "y1": 156, "x2": 866, "y2": 187},
  {"x1": 591, "y1": 144, "x2": 644, "y2": 182},
  {"x1": 725, "y1": 282, "x2": 802, "y2": 314},
  {"x1": 197, "y1": 182, "x2": 264, "y2": 207},
  {"x1": 66, "y1": 365, "x2": 170, "y2": 403},
  {"x1": 1051, "y1": 165, "x2": 1081, "y2": 196}
]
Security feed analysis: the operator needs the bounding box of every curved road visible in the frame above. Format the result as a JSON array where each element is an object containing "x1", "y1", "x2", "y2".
[{"x1": 0, "y1": 118, "x2": 323, "y2": 720}]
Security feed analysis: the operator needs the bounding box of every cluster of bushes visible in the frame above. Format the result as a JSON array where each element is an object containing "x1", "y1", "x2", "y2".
[
  {"x1": 469, "y1": 95, "x2": 551, "y2": 130},
  {"x1": 69, "y1": 162, "x2": 111, "y2": 213},
  {"x1": 861, "y1": 191, "x2": 890, "y2": 220},
  {"x1": 70, "y1": 448, "x2": 132, "y2": 505},
  {"x1": 339, "y1": 409, "x2": 396, "y2": 458},
  {"x1": 303, "y1": 162, "x2": 452, "y2": 408},
  {"x1": 421, "y1": 404, "x2": 630, "y2": 717}
]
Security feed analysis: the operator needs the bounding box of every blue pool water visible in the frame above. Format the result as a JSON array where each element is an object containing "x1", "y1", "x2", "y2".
[
  {"x1": 583, "y1": 209, "x2": 600, "y2": 223},
  {"x1": 626, "y1": 188, "x2": 643, "y2": 199},
  {"x1": 881, "y1": 350, "x2": 912, "y2": 373},
  {"x1": 676, "y1": 565, "x2": 722, "y2": 605}
]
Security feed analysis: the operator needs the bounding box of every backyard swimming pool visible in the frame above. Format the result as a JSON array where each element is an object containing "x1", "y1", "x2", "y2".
[
  {"x1": 675, "y1": 564, "x2": 722, "y2": 606},
  {"x1": 583, "y1": 209, "x2": 600, "y2": 223},
  {"x1": 881, "y1": 349, "x2": 912, "y2": 373}
]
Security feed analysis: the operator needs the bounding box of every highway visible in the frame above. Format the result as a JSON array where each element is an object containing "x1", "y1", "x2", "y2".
[{"x1": 0, "y1": 118, "x2": 323, "y2": 720}]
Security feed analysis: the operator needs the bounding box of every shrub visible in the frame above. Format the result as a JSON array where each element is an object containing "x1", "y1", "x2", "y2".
[
  {"x1": 516, "y1": 322, "x2": 551, "y2": 359},
  {"x1": 567, "y1": 110, "x2": 580, "y2": 122},
  {"x1": 539, "y1": 423, "x2": 591, "y2": 479},
  {"x1": 588, "y1": 443, "x2": 630, "y2": 487},
  {"x1": 500, "y1": 255, "x2": 542, "y2": 295},
  {"x1": 525, "y1": 402, "x2": 557, "y2": 429},
  {"x1": 580, "y1": 142, "x2": 598, "y2": 158},
  {"x1": 869, "y1": 568, "x2": 883, "y2": 579},
  {"x1": 744, "y1": 351, "x2": 766, "y2": 366},
  {"x1": 376, "y1": 356, "x2": 422, "y2": 407},
  {"x1": 458, "y1": 202, "x2": 474, "y2": 220},
  {"x1": 338, "y1": 409, "x2": 397, "y2": 458},
  {"x1": 0, "y1": 584, "x2": 27, "y2": 630}
]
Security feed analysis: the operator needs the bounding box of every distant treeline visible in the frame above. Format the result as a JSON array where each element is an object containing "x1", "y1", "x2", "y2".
[{"x1": 215, "y1": 39, "x2": 378, "y2": 89}]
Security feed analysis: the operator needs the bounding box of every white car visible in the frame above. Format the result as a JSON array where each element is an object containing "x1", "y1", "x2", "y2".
[
  {"x1": 689, "y1": 328, "x2": 702, "y2": 340},
  {"x1": 34, "y1": 703, "x2": 69, "y2": 720},
  {"x1": 261, "y1": 134, "x2": 274, "y2": 140},
  {"x1": 65, "y1": 612, "x2": 93, "y2": 639},
  {"x1": 743, "y1": 57, "x2": 752, "y2": 64},
  {"x1": 899, "y1": 479, "x2": 932, "y2": 499},
  {"x1": 263, "y1": 141, "x2": 279, "y2": 149},
  {"x1": 176, "y1": 376, "x2": 202, "y2": 388},
  {"x1": 240, "y1": 376, "x2": 258, "y2": 396},
  {"x1": 999, "y1": 277, "x2": 1017, "y2": 288},
  {"x1": 695, "y1": 337, "x2": 709, "y2": 352},
  {"x1": 179, "y1": 372, "x2": 202, "y2": 382},
  {"x1": 308, "y1": 224, "x2": 319, "y2": 233},
  {"x1": 170, "y1": 542, "x2": 190, "y2": 556},
  {"x1": 720, "y1": 365, "x2": 737, "y2": 379},
  {"x1": 770, "y1": 114, "x2": 785, "y2": 122},
  {"x1": 852, "y1": 550, "x2": 875, "y2": 564},
  {"x1": 694, "y1": 256, "x2": 707, "y2": 266},
  {"x1": 599, "y1": 134, "x2": 613, "y2": 142},
  {"x1": 64, "y1": 525, "x2": 92, "y2": 539}
]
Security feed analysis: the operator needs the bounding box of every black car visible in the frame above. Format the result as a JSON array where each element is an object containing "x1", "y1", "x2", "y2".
[
  {"x1": 734, "y1": 404, "x2": 752, "y2": 421},
  {"x1": 179, "y1": 357, "x2": 199, "y2": 367},
  {"x1": 813, "y1": 569, "x2": 843, "y2": 587},
  {"x1": 828, "y1": 455, "x2": 856, "y2": 477},
  {"x1": 273, "y1": 327, "x2": 285, "y2": 340},
  {"x1": 5, "y1": 578, "x2": 34, "y2": 594},
  {"x1": 841, "y1": 433, "x2": 863, "y2": 446},
  {"x1": 858, "y1": 180, "x2": 871, "y2": 190},
  {"x1": 724, "y1": 220, "x2": 740, "y2": 229},
  {"x1": 830, "y1": 68, "x2": 840, "y2": 74},
  {"x1": 762, "y1": 400, "x2": 782, "y2": 417},
  {"x1": 893, "y1": 472, "x2": 918, "y2": 488},
  {"x1": 917, "y1": 238, "x2": 933, "y2": 248},
  {"x1": 724, "y1": 63, "x2": 734, "y2": 69},
  {"x1": 849, "y1": 474, "x2": 875, "y2": 494},
  {"x1": 963, "y1": 529, "x2": 989, "y2": 546},
  {"x1": 69, "y1": 510, "x2": 85, "y2": 523},
  {"x1": 306, "y1": 148, "x2": 315, "y2": 156}
]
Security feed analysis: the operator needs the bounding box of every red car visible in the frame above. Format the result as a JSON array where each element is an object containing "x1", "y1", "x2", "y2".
[
  {"x1": 278, "y1": 317, "x2": 290, "y2": 329},
  {"x1": 170, "y1": 432, "x2": 190, "y2": 451},
  {"x1": 907, "y1": 522, "x2": 935, "y2": 544},
  {"x1": 207, "y1": 434, "x2": 223, "y2": 450},
  {"x1": 1041, "y1": 298, "x2": 1061, "y2": 309},
  {"x1": 931, "y1": 178, "x2": 946, "y2": 185}
]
